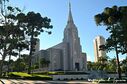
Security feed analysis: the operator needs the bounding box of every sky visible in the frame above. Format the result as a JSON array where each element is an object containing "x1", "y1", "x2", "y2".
[{"x1": 9, "y1": 0, "x2": 127, "y2": 61}]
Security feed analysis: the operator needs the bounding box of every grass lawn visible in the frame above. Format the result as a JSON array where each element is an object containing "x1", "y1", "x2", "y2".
[{"x1": 8, "y1": 72, "x2": 52, "y2": 80}]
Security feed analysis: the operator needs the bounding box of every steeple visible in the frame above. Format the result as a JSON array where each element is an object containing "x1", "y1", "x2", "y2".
[{"x1": 68, "y1": 1, "x2": 74, "y2": 23}]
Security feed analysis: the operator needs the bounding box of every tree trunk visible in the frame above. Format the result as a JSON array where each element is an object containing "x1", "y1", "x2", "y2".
[
  {"x1": 115, "y1": 46, "x2": 121, "y2": 79},
  {"x1": 18, "y1": 50, "x2": 21, "y2": 72},
  {"x1": 28, "y1": 40, "x2": 32, "y2": 74},
  {"x1": 0, "y1": 59, "x2": 4, "y2": 76},
  {"x1": 28, "y1": 31, "x2": 34, "y2": 74},
  {"x1": 7, "y1": 55, "x2": 11, "y2": 74},
  {"x1": 0, "y1": 52, "x2": 6, "y2": 76}
]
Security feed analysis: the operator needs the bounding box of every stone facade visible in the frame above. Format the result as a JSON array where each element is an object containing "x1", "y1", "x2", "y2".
[{"x1": 32, "y1": 3, "x2": 87, "y2": 71}]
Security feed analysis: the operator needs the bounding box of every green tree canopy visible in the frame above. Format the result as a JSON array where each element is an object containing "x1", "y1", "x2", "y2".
[
  {"x1": 94, "y1": 5, "x2": 127, "y2": 78},
  {"x1": 17, "y1": 11, "x2": 53, "y2": 74}
]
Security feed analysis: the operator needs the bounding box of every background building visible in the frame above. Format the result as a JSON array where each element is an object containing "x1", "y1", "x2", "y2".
[
  {"x1": 93, "y1": 36, "x2": 106, "y2": 62},
  {"x1": 34, "y1": 38, "x2": 40, "y2": 53}
]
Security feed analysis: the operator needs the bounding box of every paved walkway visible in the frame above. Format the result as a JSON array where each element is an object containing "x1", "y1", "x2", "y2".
[{"x1": 0, "y1": 79, "x2": 93, "y2": 84}]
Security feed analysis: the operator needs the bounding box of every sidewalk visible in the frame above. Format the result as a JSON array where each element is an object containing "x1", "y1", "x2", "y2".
[{"x1": 0, "y1": 79, "x2": 93, "y2": 84}]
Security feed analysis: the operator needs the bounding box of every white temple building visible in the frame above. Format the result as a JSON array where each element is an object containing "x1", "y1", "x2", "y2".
[{"x1": 32, "y1": 3, "x2": 87, "y2": 71}]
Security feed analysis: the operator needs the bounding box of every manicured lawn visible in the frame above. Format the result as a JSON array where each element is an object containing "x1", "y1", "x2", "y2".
[
  {"x1": 8, "y1": 72, "x2": 32, "y2": 77},
  {"x1": 8, "y1": 72, "x2": 52, "y2": 80}
]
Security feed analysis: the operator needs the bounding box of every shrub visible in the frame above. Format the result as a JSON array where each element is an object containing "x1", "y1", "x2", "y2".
[
  {"x1": 64, "y1": 71, "x2": 89, "y2": 75},
  {"x1": 64, "y1": 78, "x2": 67, "y2": 80},
  {"x1": 33, "y1": 71, "x2": 64, "y2": 75},
  {"x1": 71, "y1": 78, "x2": 73, "y2": 80},
  {"x1": 30, "y1": 74, "x2": 52, "y2": 80},
  {"x1": 57, "y1": 78, "x2": 60, "y2": 80},
  {"x1": 24, "y1": 76, "x2": 52, "y2": 80},
  {"x1": 99, "y1": 80, "x2": 113, "y2": 83},
  {"x1": 33, "y1": 72, "x2": 48, "y2": 75},
  {"x1": 107, "y1": 72, "x2": 117, "y2": 74}
]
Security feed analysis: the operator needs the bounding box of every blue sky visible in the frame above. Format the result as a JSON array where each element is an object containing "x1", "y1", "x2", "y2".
[{"x1": 10, "y1": 0, "x2": 127, "y2": 61}]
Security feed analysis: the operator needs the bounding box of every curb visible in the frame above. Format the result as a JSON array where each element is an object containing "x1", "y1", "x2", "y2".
[{"x1": 0, "y1": 79, "x2": 5, "y2": 84}]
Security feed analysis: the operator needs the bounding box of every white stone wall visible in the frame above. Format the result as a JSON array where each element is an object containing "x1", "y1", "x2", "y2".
[
  {"x1": 81, "y1": 53, "x2": 87, "y2": 71},
  {"x1": 53, "y1": 75, "x2": 89, "y2": 80},
  {"x1": 32, "y1": 50, "x2": 49, "y2": 68},
  {"x1": 48, "y1": 48, "x2": 63, "y2": 71}
]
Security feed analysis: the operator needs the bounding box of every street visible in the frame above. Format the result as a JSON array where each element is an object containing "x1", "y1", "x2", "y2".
[{"x1": 0, "y1": 79, "x2": 93, "y2": 84}]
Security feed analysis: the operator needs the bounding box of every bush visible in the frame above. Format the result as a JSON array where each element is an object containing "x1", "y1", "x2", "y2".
[
  {"x1": 64, "y1": 78, "x2": 67, "y2": 80},
  {"x1": 24, "y1": 76, "x2": 52, "y2": 80},
  {"x1": 33, "y1": 71, "x2": 89, "y2": 75},
  {"x1": 57, "y1": 78, "x2": 60, "y2": 80},
  {"x1": 33, "y1": 72, "x2": 48, "y2": 75},
  {"x1": 99, "y1": 80, "x2": 113, "y2": 83},
  {"x1": 29, "y1": 74, "x2": 52, "y2": 80},
  {"x1": 64, "y1": 71, "x2": 89, "y2": 75},
  {"x1": 107, "y1": 72, "x2": 117, "y2": 74},
  {"x1": 33, "y1": 71, "x2": 64, "y2": 75}
]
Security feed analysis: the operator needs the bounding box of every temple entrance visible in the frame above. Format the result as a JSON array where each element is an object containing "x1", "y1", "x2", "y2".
[{"x1": 75, "y1": 63, "x2": 79, "y2": 71}]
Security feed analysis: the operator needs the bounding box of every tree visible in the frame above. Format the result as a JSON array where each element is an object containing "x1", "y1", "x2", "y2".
[
  {"x1": 94, "y1": 5, "x2": 125, "y2": 78},
  {"x1": 7, "y1": 59, "x2": 14, "y2": 72},
  {"x1": 87, "y1": 61, "x2": 92, "y2": 71},
  {"x1": 108, "y1": 58, "x2": 117, "y2": 72},
  {"x1": 7, "y1": 51, "x2": 18, "y2": 73},
  {"x1": 13, "y1": 58, "x2": 26, "y2": 71},
  {"x1": 118, "y1": 7, "x2": 127, "y2": 55},
  {"x1": 0, "y1": 0, "x2": 23, "y2": 76},
  {"x1": 17, "y1": 12, "x2": 53, "y2": 74},
  {"x1": 98, "y1": 56, "x2": 108, "y2": 63},
  {"x1": 121, "y1": 57, "x2": 127, "y2": 73},
  {"x1": 40, "y1": 58, "x2": 50, "y2": 68},
  {"x1": 15, "y1": 41, "x2": 29, "y2": 72}
]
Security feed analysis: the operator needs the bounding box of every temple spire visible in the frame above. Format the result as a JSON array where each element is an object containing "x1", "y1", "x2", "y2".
[{"x1": 68, "y1": 1, "x2": 74, "y2": 23}]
